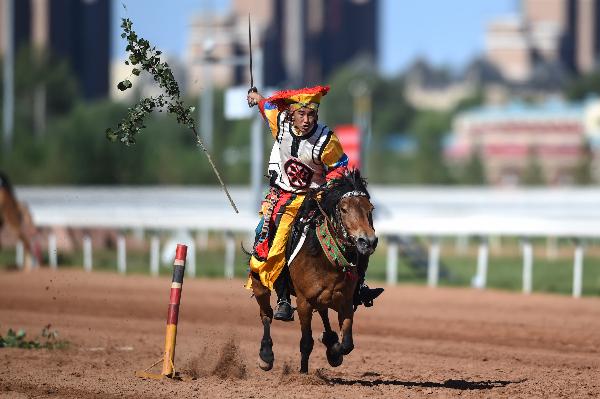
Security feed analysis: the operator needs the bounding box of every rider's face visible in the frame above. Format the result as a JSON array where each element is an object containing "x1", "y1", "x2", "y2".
[{"x1": 291, "y1": 107, "x2": 317, "y2": 135}]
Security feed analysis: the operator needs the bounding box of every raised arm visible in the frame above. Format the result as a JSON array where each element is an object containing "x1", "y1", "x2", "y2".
[{"x1": 247, "y1": 90, "x2": 280, "y2": 139}]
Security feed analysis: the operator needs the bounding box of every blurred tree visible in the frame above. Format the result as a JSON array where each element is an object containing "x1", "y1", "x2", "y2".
[
  {"x1": 522, "y1": 146, "x2": 544, "y2": 185},
  {"x1": 564, "y1": 68, "x2": 600, "y2": 100},
  {"x1": 8, "y1": 47, "x2": 79, "y2": 132},
  {"x1": 452, "y1": 88, "x2": 484, "y2": 114},
  {"x1": 411, "y1": 110, "x2": 454, "y2": 184},
  {"x1": 462, "y1": 148, "x2": 486, "y2": 185},
  {"x1": 322, "y1": 63, "x2": 416, "y2": 183}
]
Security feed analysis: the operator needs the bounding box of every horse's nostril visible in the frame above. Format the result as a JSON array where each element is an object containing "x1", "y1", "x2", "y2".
[
  {"x1": 357, "y1": 236, "x2": 377, "y2": 250},
  {"x1": 372, "y1": 237, "x2": 379, "y2": 249}
]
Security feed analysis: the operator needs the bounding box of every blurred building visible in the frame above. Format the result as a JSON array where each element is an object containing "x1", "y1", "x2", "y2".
[
  {"x1": 406, "y1": 0, "x2": 600, "y2": 112},
  {"x1": 485, "y1": 0, "x2": 600, "y2": 83},
  {"x1": 0, "y1": 0, "x2": 111, "y2": 100},
  {"x1": 446, "y1": 98, "x2": 600, "y2": 185},
  {"x1": 185, "y1": 0, "x2": 378, "y2": 94}
]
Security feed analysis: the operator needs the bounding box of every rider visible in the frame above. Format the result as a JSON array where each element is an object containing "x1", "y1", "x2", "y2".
[{"x1": 246, "y1": 85, "x2": 383, "y2": 321}]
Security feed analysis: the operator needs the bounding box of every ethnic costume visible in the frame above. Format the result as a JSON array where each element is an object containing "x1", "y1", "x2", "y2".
[{"x1": 247, "y1": 86, "x2": 348, "y2": 291}]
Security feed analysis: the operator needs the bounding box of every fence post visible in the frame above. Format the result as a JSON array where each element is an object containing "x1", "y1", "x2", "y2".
[
  {"x1": 522, "y1": 238, "x2": 533, "y2": 294},
  {"x1": 150, "y1": 235, "x2": 160, "y2": 277},
  {"x1": 48, "y1": 233, "x2": 57, "y2": 270},
  {"x1": 572, "y1": 240, "x2": 584, "y2": 298},
  {"x1": 83, "y1": 235, "x2": 92, "y2": 272},
  {"x1": 427, "y1": 237, "x2": 440, "y2": 288},
  {"x1": 472, "y1": 237, "x2": 488, "y2": 289},
  {"x1": 15, "y1": 240, "x2": 24, "y2": 269},
  {"x1": 187, "y1": 240, "x2": 196, "y2": 278},
  {"x1": 386, "y1": 236, "x2": 398, "y2": 285},
  {"x1": 117, "y1": 234, "x2": 126, "y2": 274},
  {"x1": 224, "y1": 232, "x2": 235, "y2": 279}
]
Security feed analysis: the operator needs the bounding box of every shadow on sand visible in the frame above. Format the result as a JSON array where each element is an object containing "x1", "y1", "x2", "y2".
[{"x1": 317, "y1": 371, "x2": 525, "y2": 390}]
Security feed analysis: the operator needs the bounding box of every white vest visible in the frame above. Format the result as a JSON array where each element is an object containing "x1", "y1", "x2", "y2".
[{"x1": 267, "y1": 111, "x2": 333, "y2": 193}]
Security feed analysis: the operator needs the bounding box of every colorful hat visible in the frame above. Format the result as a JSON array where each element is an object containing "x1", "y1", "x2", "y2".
[{"x1": 264, "y1": 85, "x2": 330, "y2": 113}]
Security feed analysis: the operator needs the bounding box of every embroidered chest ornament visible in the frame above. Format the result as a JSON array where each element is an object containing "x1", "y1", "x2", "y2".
[{"x1": 315, "y1": 190, "x2": 369, "y2": 280}]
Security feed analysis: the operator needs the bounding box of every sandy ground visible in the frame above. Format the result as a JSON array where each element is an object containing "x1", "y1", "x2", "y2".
[{"x1": 0, "y1": 269, "x2": 599, "y2": 399}]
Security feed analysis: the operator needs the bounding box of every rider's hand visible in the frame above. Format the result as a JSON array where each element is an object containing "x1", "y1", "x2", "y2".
[{"x1": 247, "y1": 90, "x2": 263, "y2": 107}]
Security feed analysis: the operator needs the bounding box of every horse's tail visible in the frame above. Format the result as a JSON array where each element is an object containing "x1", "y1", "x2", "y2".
[{"x1": 0, "y1": 171, "x2": 14, "y2": 194}]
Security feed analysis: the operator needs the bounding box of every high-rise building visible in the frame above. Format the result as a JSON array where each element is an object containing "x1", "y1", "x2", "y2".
[
  {"x1": 185, "y1": 0, "x2": 378, "y2": 92},
  {"x1": 0, "y1": 0, "x2": 111, "y2": 100},
  {"x1": 265, "y1": 0, "x2": 378, "y2": 86},
  {"x1": 485, "y1": 0, "x2": 600, "y2": 82}
]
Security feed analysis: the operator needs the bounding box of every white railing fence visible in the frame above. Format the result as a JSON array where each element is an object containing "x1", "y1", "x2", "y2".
[{"x1": 7, "y1": 186, "x2": 600, "y2": 298}]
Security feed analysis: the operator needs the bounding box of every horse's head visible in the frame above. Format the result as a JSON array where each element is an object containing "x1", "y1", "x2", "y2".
[{"x1": 321, "y1": 170, "x2": 378, "y2": 256}]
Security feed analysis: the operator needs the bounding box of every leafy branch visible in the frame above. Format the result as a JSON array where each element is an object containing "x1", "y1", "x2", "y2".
[{"x1": 107, "y1": 18, "x2": 238, "y2": 213}]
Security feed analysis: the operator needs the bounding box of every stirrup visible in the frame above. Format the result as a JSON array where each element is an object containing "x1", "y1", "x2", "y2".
[{"x1": 273, "y1": 299, "x2": 295, "y2": 322}]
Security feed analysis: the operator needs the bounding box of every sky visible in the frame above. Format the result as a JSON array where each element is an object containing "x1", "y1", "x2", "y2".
[{"x1": 112, "y1": 0, "x2": 518, "y2": 76}]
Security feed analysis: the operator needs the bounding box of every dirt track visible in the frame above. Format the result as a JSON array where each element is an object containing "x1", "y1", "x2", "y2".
[{"x1": 0, "y1": 269, "x2": 599, "y2": 398}]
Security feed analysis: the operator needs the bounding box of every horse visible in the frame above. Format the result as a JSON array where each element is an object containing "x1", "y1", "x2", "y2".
[
  {"x1": 0, "y1": 172, "x2": 42, "y2": 269},
  {"x1": 249, "y1": 170, "x2": 378, "y2": 373}
]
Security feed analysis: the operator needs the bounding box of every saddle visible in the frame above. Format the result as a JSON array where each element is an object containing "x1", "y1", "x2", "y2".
[{"x1": 285, "y1": 216, "x2": 311, "y2": 267}]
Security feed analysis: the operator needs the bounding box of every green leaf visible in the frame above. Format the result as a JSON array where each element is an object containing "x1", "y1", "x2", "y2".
[
  {"x1": 117, "y1": 80, "x2": 132, "y2": 91},
  {"x1": 131, "y1": 68, "x2": 140, "y2": 76},
  {"x1": 105, "y1": 128, "x2": 118, "y2": 142}
]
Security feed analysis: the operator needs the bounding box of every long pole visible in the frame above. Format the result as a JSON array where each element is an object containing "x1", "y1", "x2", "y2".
[
  {"x1": 3, "y1": 0, "x2": 14, "y2": 153},
  {"x1": 250, "y1": 49, "x2": 264, "y2": 209}
]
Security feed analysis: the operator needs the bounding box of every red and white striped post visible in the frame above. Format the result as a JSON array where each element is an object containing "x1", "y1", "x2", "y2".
[
  {"x1": 136, "y1": 243, "x2": 187, "y2": 380},
  {"x1": 162, "y1": 244, "x2": 187, "y2": 377}
]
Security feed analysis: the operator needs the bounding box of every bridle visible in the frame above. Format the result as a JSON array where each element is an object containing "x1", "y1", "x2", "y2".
[{"x1": 315, "y1": 189, "x2": 370, "y2": 250}]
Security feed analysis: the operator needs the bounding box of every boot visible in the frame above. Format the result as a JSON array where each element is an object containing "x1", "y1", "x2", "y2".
[
  {"x1": 358, "y1": 283, "x2": 384, "y2": 307},
  {"x1": 353, "y1": 280, "x2": 384, "y2": 309},
  {"x1": 273, "y1": 296, "x2": 294, "y2": 321},
  {"x1": 273, "y1": 269, "x2": 294, "y2": 321}
]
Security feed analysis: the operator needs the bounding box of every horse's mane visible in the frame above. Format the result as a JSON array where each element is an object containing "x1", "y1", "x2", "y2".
[{"x1": 298, "y1": 169, "x2": 370, "y2": 257}]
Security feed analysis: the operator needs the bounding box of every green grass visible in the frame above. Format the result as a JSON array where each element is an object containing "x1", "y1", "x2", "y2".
[{"x1": 2, "y1": 238, "x2": 600, "y2": 296}]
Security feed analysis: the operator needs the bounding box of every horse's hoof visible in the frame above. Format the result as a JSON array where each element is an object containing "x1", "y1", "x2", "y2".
[
  {"x1": 326, "y1": 343, "x2": 344, "y2": 367},
  {"x1": 342, "y1": 343, "x2": 354, "y2": 355},
  {"x1": 320, "y1": 331, "x2": 339, "y2": 347},
  {"x1": 258, "y1": 356, "x2": 273, "y2": 371}
]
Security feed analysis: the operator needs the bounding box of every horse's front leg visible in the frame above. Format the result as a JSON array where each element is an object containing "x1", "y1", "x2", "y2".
[
  {"x1": 318, "y1": 309, "x2": 343, "y2": 367},
  {"x1": 297, "y1": 297, "x2": 314, "y2": 373},
  {"x1": 338, "y1": 302, "x2": 354, "y2": 355},
  {"x1": 251, "y1": 273, "x2": 274, "y2": 371}
]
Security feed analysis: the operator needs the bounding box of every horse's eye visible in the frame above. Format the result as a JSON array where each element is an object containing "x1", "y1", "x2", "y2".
[{"x1": 340, "y1": 207, "x2": 348, "y2": 214}]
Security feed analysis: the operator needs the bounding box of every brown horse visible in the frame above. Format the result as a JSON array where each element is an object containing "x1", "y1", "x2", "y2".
[
  {"x1": 0, "y1": 172, "x2": 42, "y2": 269},
  {"x1": 250, "y1": 170, "x2": 378, "y2": 373}
]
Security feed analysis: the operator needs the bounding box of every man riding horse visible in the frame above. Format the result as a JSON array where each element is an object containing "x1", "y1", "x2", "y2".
[{"x1": 246, "y1": 85, "x2": 383, "y2": 321}]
